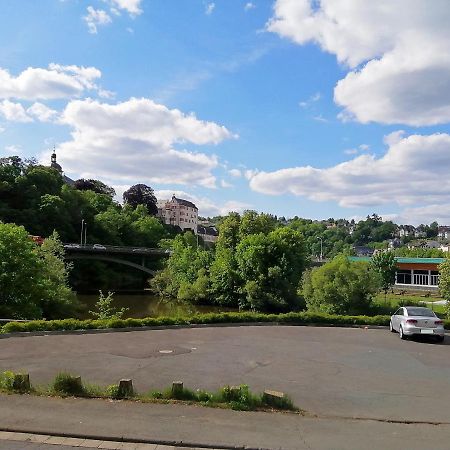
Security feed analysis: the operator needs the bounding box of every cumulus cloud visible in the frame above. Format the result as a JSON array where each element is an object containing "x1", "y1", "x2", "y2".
[
  {"x1": 84, "y1": 6, "x2": 112, "y2": 34},
  {"x1": 267, "y1": 0, "x2": 450, "y2": 126},
  {"x1": 0, "y1": 100, "x2": 32, "y2": 122},
  {"x1": 384, "y1": 205, "x2": 450, "y2": 227},
  {"x1": 0, "y1": 64, "x2": 101, "y2": 100},
  {"x1": 26, "y1": 102, "x2": 58, "y2": 122},
  {"x1": 250, "y1": 132, "x2": 450, "y2": 208},
  {"x1": 154, "y1": 190, "x2": 251, "y2": 217},
  {"x1": 57, "y1": 97, "x2": 235, "y2": 188},
  {"x1": 108, "y1": 0, "x2": 143, "y2": 16},
  {"x1": 228, "y1": 168, "x2": 242, "y2": 178}
]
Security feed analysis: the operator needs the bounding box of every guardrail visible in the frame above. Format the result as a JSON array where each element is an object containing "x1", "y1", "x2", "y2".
[{"x1": 63, "y1": 244, "x2": 171, "y2": 255}]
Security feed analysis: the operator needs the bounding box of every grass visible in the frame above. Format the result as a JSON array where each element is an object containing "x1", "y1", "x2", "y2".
[
  {"x1": 0, "y1": 371, "x2": 298, "y2": 413},
  {"x1": 373, "y1": 293, "x2": 446, "y2": 316}
]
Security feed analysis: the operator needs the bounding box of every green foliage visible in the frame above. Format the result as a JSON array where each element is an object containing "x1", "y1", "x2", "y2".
[
  {"x1": 0, "y1": 371, "x2": 30, "y2": 392},
  {"x1": 302, "y1": 255, "x2": 381, "y2": 315},
  {"x1": 395, "y1": 247, "x2": 445, "y2": 257},
  {"x1": 439, "y1": 259, "x2": 450, "y2": 319},
  {"x1": 370, "y1": 251, "x2": 397, "y2": 298},
  {"x1": 1, "y1": 311, "x2": 395, "y2": 335},
  {"x1": 51, "y1": 372, "x2": 85, "y2": 396},
  {"x1": 0, "y1": 223, "x2": 77, "y2": 319},
  {"x1": 89, "y1": 291, "x2": 128, "y2": 320},
  {"x1": 153, "y1": 213, "x2": 308, "y2": 312}
]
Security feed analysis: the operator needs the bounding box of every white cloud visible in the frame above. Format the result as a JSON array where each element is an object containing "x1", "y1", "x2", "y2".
[
  {"x1": 268, "y1": 0, "x2": 450, "y2": 126},
  {"x1": 385, "y1": 205, "x2": 450, "y2": 227},
  {"x1": 26, "y1": 102, "x2": 58, "y2": 122},
  {"x1": 250, "y1": 132, "x2": 450, "y2": 208},
  {"x1": 358, "y1": 144, "x2": 370, "y2": 151},
  {"x1": 84, "y1": 6, "x2": 112, "y2": 34},
  {"x1": 205, "y1": 2, "x2": 215, "y2": 15},
  {"x1": 108, "y1": 0, "x2": 143, "y2": 16},
  {"x1": 155, "y1": 190, "x2": 251, "y2": 217},
  {"x1": 0, "y1": 100, "x2": 32, "y2": 122},
  {"x1": 228, "y1": 168, "x2": 242, "y2": 178},
  {"x1": 0, "y1": 64, "x2": 101, "y2": 100},
  {"x1": 57, "y1": 97, "x2": 235, "y2": 188},
  {"x1": 343, "y1": 143, "x2": 370, "y2": 155},
  {"x1": 343, "y1": 148, "x2": 358, "y2": 155},
  {"x1": 299, "y1": 92, "x2": 321, "y2": 108},
  {"x1": 244, "y1": 2, "x2": 256, "y2": 11},
  {"x1": 0, "y1": 127, "x2": 5, "y2": 134}
]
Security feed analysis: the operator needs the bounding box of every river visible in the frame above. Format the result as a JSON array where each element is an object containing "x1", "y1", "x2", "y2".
[{"x1": 76, "y1": 292, "x2": 236, "y2": 319}]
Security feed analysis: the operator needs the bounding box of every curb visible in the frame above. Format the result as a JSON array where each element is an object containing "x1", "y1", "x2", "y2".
[
  {"x1": 0, "y1": 322, "x2": 390, "y2": 339},
  {"x1": 0, "y1": 426, "x2": 272, "y2": 450}
]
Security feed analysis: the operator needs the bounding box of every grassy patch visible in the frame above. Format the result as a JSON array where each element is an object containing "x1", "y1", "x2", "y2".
[{"x1": 0, "y1": 371, "x2": 297, "y2": 413}]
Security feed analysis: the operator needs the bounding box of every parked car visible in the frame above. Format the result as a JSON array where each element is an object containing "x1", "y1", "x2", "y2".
[
  {"x1": 93, "y1": 244, "x2": 107, "y2": 250},
  {"x1": 390, "y1": 306, "x2": 445, "y2": 342},
  {"x1": 64, "y1": 243, "x2": 81, "y2": 249}
]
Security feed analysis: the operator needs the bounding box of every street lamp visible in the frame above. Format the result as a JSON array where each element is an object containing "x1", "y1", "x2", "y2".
[
  {"x1": 80, "y1": 219, "x2": 85, "y2": 245},
  {"x1": 317, "y1": 237, "x2": 323, "y2": 261}
]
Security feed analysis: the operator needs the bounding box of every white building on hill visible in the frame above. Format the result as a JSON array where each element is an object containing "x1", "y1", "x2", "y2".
[{"x1": 157, "y1": 195, "x2": 198, "y2": 234}]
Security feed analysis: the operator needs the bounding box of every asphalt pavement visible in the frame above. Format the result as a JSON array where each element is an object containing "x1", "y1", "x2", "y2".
[{"x1": 1, "y1": 325, "x2": 450, "y2": 449}]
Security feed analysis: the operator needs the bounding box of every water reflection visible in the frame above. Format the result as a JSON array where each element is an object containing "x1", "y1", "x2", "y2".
[{"x1": 76, "y1": 293, "x2": 236, "y2": 319}]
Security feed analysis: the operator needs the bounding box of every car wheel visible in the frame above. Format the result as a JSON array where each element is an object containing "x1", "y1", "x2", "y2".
[
  {"x1": 436, "y1": 335, "x2": 445, "y2": 343},
  {"x1": 389, "y1": 321, "x2": 395, "y2": 333},
  {"x1": 399, "y1": 326, "x2": 407, "y2": 340}
]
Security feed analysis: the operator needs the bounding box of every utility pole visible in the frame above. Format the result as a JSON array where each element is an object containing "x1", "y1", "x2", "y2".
[{"x1": 84, "y1": 223, "x2": 87, "y2": 246}]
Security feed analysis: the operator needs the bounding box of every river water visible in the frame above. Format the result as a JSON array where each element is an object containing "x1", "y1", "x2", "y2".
[{"x1": 76, "y1": 292, "x2": 236, "y2": 319}]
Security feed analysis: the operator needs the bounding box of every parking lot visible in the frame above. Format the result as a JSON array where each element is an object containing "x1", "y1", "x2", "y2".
[{"x1": 1, "y1": 325, "x2": 449, "y2": 422}]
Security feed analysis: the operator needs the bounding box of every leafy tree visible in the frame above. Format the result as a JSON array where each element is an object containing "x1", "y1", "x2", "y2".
[
  {"x1": 235, "y1": 227, "x2": 307, "y2": 312},
  {"x1": 123, "y1": 184, "x2": 158, "y2": 215},
  {"x1": 370, "y1": 251, "x2": 397, "y2": 301},
  {"x1": 302, "y1": 255, "x2": 380, "y2": 315},
  {"x1": 438, "y1": 259, "x2": 450, "y2": 318},
  {"x1": 0, "y1": 223, "x2": 76, "y2": 319},
  {"x1": 74, "y1": 179, "x2": 116, "y2": 198}
]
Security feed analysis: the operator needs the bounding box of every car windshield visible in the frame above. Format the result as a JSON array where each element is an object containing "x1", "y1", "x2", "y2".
[{"x1": 406, "y1": 307, "x2": 435, "y2": 317}]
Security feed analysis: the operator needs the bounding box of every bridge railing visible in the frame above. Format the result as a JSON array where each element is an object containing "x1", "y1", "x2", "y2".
[{"x1": 63, "y1": 244, "x2": 171, "y2": 255}]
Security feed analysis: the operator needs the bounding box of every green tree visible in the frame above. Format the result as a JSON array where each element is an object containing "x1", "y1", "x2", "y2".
[
  {"x1": 302, "y1": 255, "x2": 380, "y2": 315},
  {"x1": 0, "y1": 224, "x2": 76, "y2": 319},
  {"x1": 438, "y1": 259, "x2": 450, "y2": 318},
  {"x1": 123, "y1": 184, "x2": 158, "y2": 215},
  {"x1": 236, "y1": 227, "x2": 307, "y2": 312},
  {"x1": 370, "y1": 251, "x2": 397, "y2": 301}
]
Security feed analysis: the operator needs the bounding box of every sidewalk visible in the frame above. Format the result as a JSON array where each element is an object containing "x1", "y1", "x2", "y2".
[{"x1": 3, "y1": 394, "x2": 450, "y2": 450}]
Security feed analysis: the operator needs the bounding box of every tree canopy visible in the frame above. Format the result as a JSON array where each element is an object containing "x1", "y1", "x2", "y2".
[{"x1": 123, "y1": 184, "x2": 158, "y2": 216}]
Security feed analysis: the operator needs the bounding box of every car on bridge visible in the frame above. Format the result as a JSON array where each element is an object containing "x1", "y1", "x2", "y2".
[{"x1": 93, "y1": 244, "x2": 107, "y2": 250}]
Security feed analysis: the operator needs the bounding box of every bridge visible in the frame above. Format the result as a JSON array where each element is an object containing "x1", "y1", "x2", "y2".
[{"x1": 63, "y1": 244, "x2": 170, "y2": 276}]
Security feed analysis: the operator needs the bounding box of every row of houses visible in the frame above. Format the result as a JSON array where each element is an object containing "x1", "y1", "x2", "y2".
[{"x1": 397, "y1": 225, "x2": 450, "y2": 239}]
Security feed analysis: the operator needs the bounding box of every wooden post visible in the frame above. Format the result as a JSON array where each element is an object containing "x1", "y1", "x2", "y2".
[
  {"x1": 172, "y1": 381, "x2": 183, "y2": 398},
  {"x1": 118, "y1": 379, "x2": 134, "y2": 398},
  {"x1": 13, "y1": 373, "x2": 30, "y2": 392},
  {"x1": 262, "y1": 390, "x2": 285, "y2": 407}
]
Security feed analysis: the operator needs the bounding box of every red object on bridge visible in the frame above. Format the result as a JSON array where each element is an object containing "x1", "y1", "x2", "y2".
[{"x1": 29, "y1": 235, "x2": 44, "y2": 245}]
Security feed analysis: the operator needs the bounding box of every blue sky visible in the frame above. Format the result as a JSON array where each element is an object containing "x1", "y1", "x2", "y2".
[{"x1": 1, "y1": 0, "x2": 450, "y2": 224}]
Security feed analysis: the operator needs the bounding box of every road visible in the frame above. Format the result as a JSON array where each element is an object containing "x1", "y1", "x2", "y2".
[{"x1": 1, "y1": 325, "x2": 450, "y2": 449}]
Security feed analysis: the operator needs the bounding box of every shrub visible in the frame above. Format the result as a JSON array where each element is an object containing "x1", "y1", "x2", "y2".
[
  {"x1": 51, "y1": 372, "x2": 85, "y2": 396},
  {"x1": 0, "y1": 371, "x2": 31, "y2": 393}
]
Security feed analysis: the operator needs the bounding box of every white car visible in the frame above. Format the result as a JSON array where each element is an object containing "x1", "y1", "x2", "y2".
[
  {"x1": 93, "y1": 244, "x2": 107, "y2": 250},
  {"x1": 390, "y1": 306, "x2": 445, "y2": 342}
]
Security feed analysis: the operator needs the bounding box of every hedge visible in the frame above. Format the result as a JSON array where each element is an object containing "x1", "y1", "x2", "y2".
[{"x1": 0, "y1": 311, "x2": 396, "y2": 334}]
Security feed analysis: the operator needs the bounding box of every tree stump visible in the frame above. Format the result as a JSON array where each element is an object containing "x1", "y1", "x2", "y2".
[
  {"x1": 262, "y1": 390, "x2": 285, "y2": 407},
  {"x1": 172, "y1": 381, "x2": 184, "y2": 398},
  {"x1": 118, "y1": 379, "x2": 134, "y2": 398}
]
